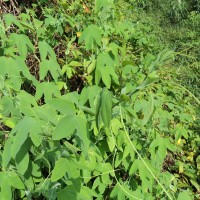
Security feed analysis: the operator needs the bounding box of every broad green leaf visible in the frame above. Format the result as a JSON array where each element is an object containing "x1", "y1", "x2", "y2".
[
  {"x1": 38, "y1": 41, "x2": 57, "y2": 61},
  {"x1": 4, "y1": 13, "x2": 24, "y2": 31},
  {"x1": 39, "y1": 59, "x2": 61, "y2": 82},
  {"x1": 0, "y1": 172, "x2": 12, "y2": 200},
  {"x1": 78, "y1": 186, "x2": 98, "y2": 199},
  {"x1": 95, "y1": 0, "x2": 114, "y2": 11},
  {"x1": 78, "y1": 25, "x2": 102, "y2": 49},
  {"x1": 11, "y1": 125, "x2": 29, "y2": 159},
  {"x1": 53, "y1": 115, "x2": 76, "y2": 140},
  {"x1": 178, "y1": 191, "x2": 193, "y2": 200},
  {"x1": 9, "y1": 33, "x2": 34, "y2": 59},
  {"x1": 95, "y1": 52, "x2": 118, "y2": 88},
  {"x1": 33, "y1": 104, "x2": 58, "y2": 125},
  {"x1": 129, "y1": 159, "x2": 140, "y2": 175},
  {"x1": 100, "y1": 88, "x2": 112, "y2": 127},
  {"x1": 17, "y1": 90, "x2": 38, "y2": 116},
  {"x1": 101, "y1": 68, "x2": 111, "y2": 88},
  {"x1": 14, "y1": 56, "x2": 33, "y2": 80},
  {"x1": 11, "y1": 117, "x2": 42, "y2": 158},
  {"x1": 190, "y1": 180, "x2": 200, "y2": 191},
  {"x1": 2, "y1": 137, "x2": 12, "y2": 169},
  {"x1": 58, "y1": 185, "x2": 77, "y2": 200},
  {"x1": 6, "y1": 171, "x2": 25, "y2": 189},
  {"x1": 107, "y1": 132, "x2": 116, "y2": 152},
  {"x1": 134, "y1": 96, "x2": 154, "y2": 126},
  {"x1": 110, "y1": 183, "x2": 120, "y2": 198},
  {"x1": 46, "y1": 98, "x2": 76, "y2": 115},
  {"x1": 154, "y1": 49, "x2": 174, "y2": 69},
  {"x1": 16, "y1": 152, "x2": 29, "y2": 175},
  {"x1": 51, "y1": 158, "x2": 68, "y2": 182},
  {"x1": 96, "y1": 88, "x2": 112, "y2": 129},
  {"x1": 35, "y1": 82, "x2": 61, "y2": 101},
  {"x1": 53, "y1": 113, "x2": 90, "y2": 152},
  {"x1": 75, "y1": 115, "x2": 90, "y2": 153},
  {"x1": 68, "y1": 61, "x2": 83, "y2": 67},
  {"x1": 0, "y1": 57, "x2": 22, "y2": 91}
]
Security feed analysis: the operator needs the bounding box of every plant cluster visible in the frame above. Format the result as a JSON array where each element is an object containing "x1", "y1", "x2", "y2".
[{"x1": 0, "y1": 0, "x2": 199, "y2": 199}]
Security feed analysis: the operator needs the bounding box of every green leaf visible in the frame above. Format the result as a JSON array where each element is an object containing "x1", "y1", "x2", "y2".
[
  {"x1": 110, "y1": 183, "x2": 120, "y2": 198},
  {"x1": 78, "y1": 25, "x2": 102, "y2": 49},
  {"x1": 17, "y1": 90, "x2": 38, "y2": 116},
  {"x1": 53, "y1": 113, "x2": 90, "y2": 152},
  {"x1": 107, "y1": 132, "x2": 116, "y2": 152},
  {"x1": 11, "y1": 124, "x2": 29, "y2": 159},
  {"x1": 16, "y1": 152, "x2": 29, "y2": 175},
  {"x1": 11, "y1": 117, "x2": 42, "y2": 158},
  {"x1": 4, "y1": 13, "x2": 25, "y2": 31},
  {"x1": 38, "y1": 41, "x2": 57, "y2": 61},
  {"x1": 96, "y1": 88, "x2": 113, "y2": 129},
  {"x1": 0, "y1": 172, "x2": 12, "y2": 200},
  {"x1": 95, "y1": 52, "x2": 118, "y2": 88},
  {"x1": 53, "y1": 115, "x2": 76, "y2": 140},
  {"x1": 100, "y1": 88, "x2": 112, "y2": 127},
  {"x1": 75, "y1": 115, "x2": 90, "y2": 153},
  {"x1": 39, "y1": 59, "x2": 61, "y2": 82},
  {"x1": 9, "y1": 33, "x2": 34, "y2": 59},
  {"x1": 58, "y1": 185, "x2": 77, "y2": 200},
  {"x1": 178, "y1": 191, "x2": 193, "y2": 200},
  {"x1": 0, "y1": 57, "x2": 22, "y2": 91},
  {"x1": 15, "y1": 56, "x2": 33, "y2": 81},
  {"x1": 95, "y1": 0, "x2": 114, "y2": 11},
  {"x1": 35, "y1": 82, "x2": 61, "y2": 101},
  {"x1": 46, "y1": 98, "x2": 76, "y2": 115},
  {"x1": 6, "y1": 171, "x2": 25, "y2": 189},
  {"x1": 2, "y1": 137, "x2": 12, "y2": 169},
  {"x1": 51, "y1": 158, "x2": 68, "y2": 182}
]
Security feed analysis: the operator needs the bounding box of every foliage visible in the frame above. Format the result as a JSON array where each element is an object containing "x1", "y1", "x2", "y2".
[{"x1": 0, "y1": 0, "x2": 199, "y2": 199}]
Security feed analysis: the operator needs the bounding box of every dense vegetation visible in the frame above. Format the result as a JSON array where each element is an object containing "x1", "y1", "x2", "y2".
[{"x1": 0, "y1": 0, "x2": 199, "y2": 199}]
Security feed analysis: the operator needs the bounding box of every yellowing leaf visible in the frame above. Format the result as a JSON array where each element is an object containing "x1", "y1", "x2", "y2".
[
  {"x1": 177, "y1": 138, "x2": 182, "y2": 145},
  {"x1": 76, "y1": 32, "x2": 81, "y2": 38}
]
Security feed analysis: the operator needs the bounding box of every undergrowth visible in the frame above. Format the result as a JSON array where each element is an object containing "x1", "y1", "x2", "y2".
[{"x1": 0, "y1": 0, "x2": 199, "y2": 199}]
